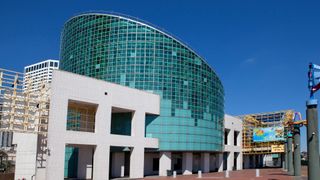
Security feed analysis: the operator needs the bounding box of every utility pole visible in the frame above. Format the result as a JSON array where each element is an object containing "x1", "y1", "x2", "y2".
[
  {"x1": 307, "y1": 63, "x2": 320, "y2": 180},
  {"x1": 293, "y1": 124, "x2": 301, "y2": 176},
  {"x1": 287, "y1": 134, "x2": 294, "y2": 175}
]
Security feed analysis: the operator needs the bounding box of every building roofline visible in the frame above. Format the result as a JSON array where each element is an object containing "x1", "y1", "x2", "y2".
[
  {"x1": 63, "y1": 11, "x2": 222, "y2": 83},
  {"x1": 24, "y1": 59, "x2": 59, "y2": 69},
  {"x1": 53, "y1": 69, "x2": 161, "y2": 98},
  {"x1": 236, "y1": 109, "x2": 294, "y2": 118}
]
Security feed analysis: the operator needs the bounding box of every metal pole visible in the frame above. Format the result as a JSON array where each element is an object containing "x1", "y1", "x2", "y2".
[
  {"x1": 287, "y1": 135, "x2": 294, "y2": 175},
  {"x1": 284, "y1": 140, "x2": 287, "y2": 170},
  {"x1": 306, "y1": 101, "x2": 320, "y2": 180},
  {"x1": 293, "y1": 125, "x2": 301, "y2": 176},
  {"x1": 286, "y1": 138, "x2": 290, "y2": 172}
]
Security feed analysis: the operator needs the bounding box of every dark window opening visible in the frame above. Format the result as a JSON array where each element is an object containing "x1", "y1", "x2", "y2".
[
  {"x1": 234, "y1": 131, "x2": 239, "y2": 146},
  {"x1": 110, "y1": 107, "x2": 134, "y2": 136},
  {"x1": 153, "y1": 158, "x2": 159, "y2": 171}
]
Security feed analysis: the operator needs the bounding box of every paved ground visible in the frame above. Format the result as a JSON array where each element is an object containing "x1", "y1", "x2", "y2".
[
  {"x1": 143, "y1": 167, "x2": 308, "y2": 180},
  {"x1": 0, "y1": 173, "x2": 14, "y2": 180}
]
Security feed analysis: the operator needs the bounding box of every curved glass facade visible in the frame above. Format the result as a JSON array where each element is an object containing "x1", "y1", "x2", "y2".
[{"x1": 60, "y1": 13, "x2": 224, "y2": 151}]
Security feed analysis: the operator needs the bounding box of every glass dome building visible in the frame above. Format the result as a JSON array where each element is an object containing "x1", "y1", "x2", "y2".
[{"x1": 60, "y1": 13, "x2": 224, "y2": 152}]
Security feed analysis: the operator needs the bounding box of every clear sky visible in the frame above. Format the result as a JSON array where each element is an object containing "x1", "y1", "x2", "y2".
[{"x1": 1, "y1": 0, "x2": 320, "y2": 151}]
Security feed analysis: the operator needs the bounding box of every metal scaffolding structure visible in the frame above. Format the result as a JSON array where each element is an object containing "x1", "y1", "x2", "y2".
[
  {"x1": 238, "y1": 110, "x2": 295, "y2": 155},
  {"x1": 0, "y1": 68, "x2": 50, "y2": 135}
]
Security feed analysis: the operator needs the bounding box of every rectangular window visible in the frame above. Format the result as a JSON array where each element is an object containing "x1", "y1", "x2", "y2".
[
  {"x1": 66, "y1": 100, "x2": 97, "y2": 132},
  {"x1": 110, "y1": 107, "x2": 134, "y2": 136},
  {"x1": 172, "y1": 51, "x2": 177, "y2": 56},
  {"x1": 224, "y1": 129, "x2": 230, "y2": 145},
  {"x1": 234, "y1": 131, "x2": 239, "y2": 146}
]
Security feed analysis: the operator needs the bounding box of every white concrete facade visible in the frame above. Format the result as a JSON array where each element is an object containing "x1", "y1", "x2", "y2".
[
  {"x1": 223, "y1": 114, "x2": 243, "y2": 171},
  {"x1": 13, "y1": 133, "x2": 38, "y2": 180},
  {"x1": 44, "y1": 70, "x2": 160, "y2": 179}
]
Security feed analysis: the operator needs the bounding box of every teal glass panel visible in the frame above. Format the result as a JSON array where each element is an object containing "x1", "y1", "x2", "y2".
[{"x1": 64, "y1": 147, "x2": 78, "y2": 178}]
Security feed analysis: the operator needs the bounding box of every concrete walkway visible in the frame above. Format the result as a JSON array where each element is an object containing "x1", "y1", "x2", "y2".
[{"x1": 143, "y1": 167, "x2": 308, "y2": 180}]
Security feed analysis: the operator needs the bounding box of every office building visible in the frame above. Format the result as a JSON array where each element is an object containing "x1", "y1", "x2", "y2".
[{"x1": 24, "y1": 59, "x2": 59, "y2": 91}]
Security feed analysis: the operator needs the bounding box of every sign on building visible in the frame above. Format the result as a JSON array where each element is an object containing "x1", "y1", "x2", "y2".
[
  {"x1": 253, "y1": 127, "x2": 285, "y2": 142},
  {"x1": 271, "y1": 145, "x2": 284, "y2": 153}
]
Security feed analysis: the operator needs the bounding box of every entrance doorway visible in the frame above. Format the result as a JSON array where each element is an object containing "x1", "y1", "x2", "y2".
[{"x1": 109, "y1": 146, "x2": 131, "y2": 179}]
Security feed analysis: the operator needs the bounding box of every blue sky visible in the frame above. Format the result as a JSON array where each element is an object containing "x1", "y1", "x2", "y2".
[{"x1": 1, "y1": 0, "x2": 320, "y2": 151}]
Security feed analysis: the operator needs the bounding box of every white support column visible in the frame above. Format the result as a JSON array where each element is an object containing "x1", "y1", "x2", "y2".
[
  {"x1": 159, "y1": 152, "x2": 172, "y2": 176},
  {"x1": 130, "y1": 146, "x2": 144, "y2": 178},
  {"x1": 111, "y1": 152, "x2": 125, "y2": 177},
  {"x1": 201, "y1": 153, "x2": 210, "y2": 173},
  {"x1": 227, "y1": 152, "x2": 234, "y2": 171},
  {"x1": 46, "y1": 141, "x2": 65, "y2": 180},
  {"x1": 46, "y1": 93, "x2": 68, "y2": 180},
  {"x1": 182, "y1": 152, "x2": 193, "y2": 175},
  {"x1": 77, "y1": 146, "x2": 93, "y2": 179},
  {"x1": 236, "y1": 152, "x2": 243, "y2": 170},
  {"x1": 131, "y1": 111, "x2": 145, "y2": 137},
  {"x1": 92, "y1": 145, "x2": 109, "y2": 180},
  {"x1": 228, "y1": 129, "x2": 234, "y2": 146},
  {"x1": 218, "y1": 153, "x2": 223, "y2": 172},
  {"x1": 13, "y1": 133, "x2": 38, "y2": 180}
]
